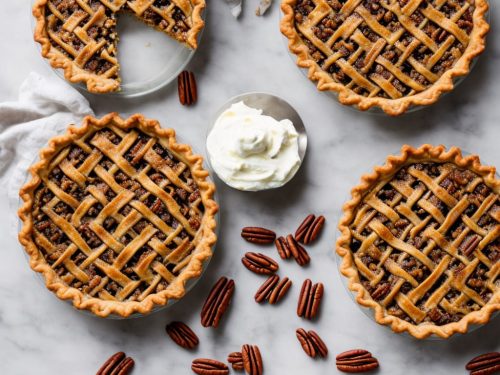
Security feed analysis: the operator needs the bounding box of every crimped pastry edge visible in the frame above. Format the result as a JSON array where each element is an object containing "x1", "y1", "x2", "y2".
[
  {"x1": 18, "y1": 113, "x2": 218, "y2": 318},
  {"x1": 280, "y1": 0, "x2": 490, "y2": 116},
  {"x1": 336, "y1": 144, "x2": 499, "y2": 339},
  {"x1": 32, "y1": 0, "x2": 206, "y2": 93}
]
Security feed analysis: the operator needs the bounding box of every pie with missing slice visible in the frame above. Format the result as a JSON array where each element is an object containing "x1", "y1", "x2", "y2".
[
  {"x1": 336, "y1": 145, "x2": 499, "y2": 338},
  {"x1": 18, "y1": 113, "x2": 218, "y2": 317},
  {"x1": 281, "y1": 0, "x2": 490, "y2": 115},
  {"x1": 33, "y1": 0, "x2": 205, "y2": 93}
]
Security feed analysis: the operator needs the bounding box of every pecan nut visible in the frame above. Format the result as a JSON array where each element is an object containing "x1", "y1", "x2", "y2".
[
  {"x1": 308, "y1": 330, "x2": 328, "y2": 358},
  {"x1": 296, "y1": 328, "x2": 316, "y2": 358},
  {"x1": 461, "y1": 235, "x2": 481, "y2": 257},
  {"x1": 466, "y1": 352, "x2": 500, "y2": 375},
  {"x1": 336, "y1": 349, "x2": 379, "y2": 373},
  {"x1": 255, "y1": 274, "x2": 279, "y2": 303},
  {"x1": 275, "y1": 236, "x2": 291, "y2": 259},
  {"x1": 201, "y1": 276, "x2": 235, "y2": 328},
  {"x1": 295, "y1": 214, "x2": 326, "y2": 244},
  {"x1": 166, "y1": 321, "x2": 199, "y2": 349},
  {"x1": 241, "y1": 227, "x2": 276, "y2": 244},
  {"x1": 268, "y1": 276, "x2": 292, "y2": 304},
  {"x1": 242, "y1": 344, "x2": 263, "y2": 375},
  {"x1": 191, "y1": 358, "x2": 229, "y2": 375},
  {"x1": 254, "y1": 275, "x2": 292, "y2": 304},
  {"x1": 297, "y1": 279, "x2": 324, "y2": 320},
  {"x1": 178, "y1": 70, "x2": 197, "y2": 106},
  {"x1": 96, "y1": 352, "x2": 135, "y2": 375},
  {"x1": 228, "y1": 352, "x2": 244, "y2": 371},
  {"x1": 295, "y1": 214, "x2": 315, "y2": 243},
  {"x1": 242, "y1": 252, "x2": 279, "y2": 275},
  {"x1": 286, "y1": 235, "x2": 310, "y2": 266}
]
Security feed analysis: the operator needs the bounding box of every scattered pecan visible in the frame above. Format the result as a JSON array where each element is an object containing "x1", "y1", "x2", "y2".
[
  {"x1": 371, "y1": 282, "x2": 391, "y2": 300},
  {"x1": 166, "y1": 321, "x2": 199, "y2": 349},
  {"x1": 275, "y1": 236, "x2": 291, "y2": 259},
  {"x1": 178, "y1": 70, "x2": 197, "y2": 106},
  {"x1": 242, "y1": 344, "x2": 263, "y2": 375},
  {"x1": 191, "y1": 358, "x2": 229, "y2": 375},
  {"x1": 286, "y1": 235, "x2": 310, "y2": 266},
  {"x1": 241, "y1": 227, "x2": 276, "y2": 244},
  {"x1": 465, "y1": 352, "x2": 500, "y2": 375},
  {"x1": 201, "y1": 276, "x2": 235, "y2": 328},
  {"x1": 242, "y1": 252, "x2": 279, "y2": 275},
  {"x1": 461, "y1": 235, "x2": 481, "y2": 257},
  {"x1": 296, "y1": 328, "x2": 328, "y2": 358},
  {"x1": 228, "y1": 352, "x2": 244, "y2": 371},
  {"x1": 254, "y1": 275, "x2": 292, "y2": 304},
  {"x1": 295, "y1": 214, "x2": 326, "y2": 244},
  {"x1": 96, "y1": 352, "x2": 135, "y2": 375},
  {"x1": 297, "y1": 279, "x2": 324, "y2": 320},
  {"x1": 336, "y1": 349, "x2": 379, "y2": 373}
]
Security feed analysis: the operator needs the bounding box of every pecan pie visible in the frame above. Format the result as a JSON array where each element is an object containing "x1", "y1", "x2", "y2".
[
  {"x1": 33, "y1": 0, "x2": 205, "y2": 93},
  {"x1": 281, "y1": 0, "x2": 489, "y2": 115},
  {"x1": 18, "y1": 113, "x2": 218, "y2": 317},
  {"x1": 337, "y1": 145, "x2": 499, "y2": 338}
]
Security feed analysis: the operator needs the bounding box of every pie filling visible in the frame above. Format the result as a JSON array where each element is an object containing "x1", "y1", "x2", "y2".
[
  {"x1": 45, "y1": 0, "x2": 192, "y2": 80},
  {"x1": 292, "y1": 0, "x2": 475, "y2": 99},
  {"x1": 348, "y1": 162, "x2": 499, "y2": 326},
  {"x1": 32, "y1": 126, "x2": 205, "y2": 302}
]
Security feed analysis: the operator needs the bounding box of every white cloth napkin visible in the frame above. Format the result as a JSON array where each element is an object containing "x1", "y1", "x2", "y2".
[{"x1": 0, "y1": 72, "x2": 94, "y2": 230}]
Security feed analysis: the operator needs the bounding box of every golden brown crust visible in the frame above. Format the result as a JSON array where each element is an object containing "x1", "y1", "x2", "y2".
[
  {"x1": 336, "y1": 144, "x2": 499, "y2": 339},
  {"x1": 280, "y1": 0, "x2": 490, "y2": 116},
  {"x1": 18, "y1": 113, "x2": 218, "y2": 318}
]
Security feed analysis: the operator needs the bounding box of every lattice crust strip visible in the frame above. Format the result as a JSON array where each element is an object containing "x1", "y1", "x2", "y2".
[{"x1": 19, "y1": 114, "x2": 217, "y2": 317}]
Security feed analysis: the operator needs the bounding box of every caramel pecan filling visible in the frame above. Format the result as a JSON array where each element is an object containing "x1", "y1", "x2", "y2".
[
  {"x1": 349, "y1": 163, "x2": 499, "y2": 326},
  {"x1": 293, "y1": 0, "x2": 476, "y2": 99},
  {"x1": 32, "y1": 127, "x2": 205, "y2": 301}
]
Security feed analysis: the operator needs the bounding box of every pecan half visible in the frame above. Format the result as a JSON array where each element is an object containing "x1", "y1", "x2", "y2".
[
  {"x1": 336, "y1": 349, "x2": 379, "y2": 373},
  {"x1": 228, "y1": 352, "x2": 244, "y2": 371},
  {"x1": 286, "y1": 235, "x2": 310, "y2": 266},
  {"x1": 296, "y1": 328, "x2": 328, "y2": 358},
  {"x1": 297, "y1": 279, "x2": 324, "y2": 320},
  {"x1": 96, "y1": 352, "x2": 135, "y2": 375},
  {"x1": 242, "y1": 344, "x2": 263, "y2": 375},
  {"x1": 254, "y1": 275, "x2": 292, "y2": 304},
  {"x1": 371, "y1": 282, "x2": 391, "y2": 300},
  {"x1": 295, "y1": 215, "x2": 325, "y2": 244},
  {"x1": 308, "y1": 330, "x2": 328, "y2": 358},
  {"x1": 201, "y1": 276, "x2": 235, "y2": 328},
  {"x1": 275, "y1": 236, "x2": 291, "y2": 259},
  {"x1": 295, "y1": 214, "x2": 315, "y2": 243},
  {"x1": 178, "y1": 70, "x2": 197, "y2": 106},
  {"x1": 166, "y1": 321, "x2": 199, "y2": 349},
  {"x1": 242, "y1": 252, "x2": 279, "y2": 275},
  {"x1": 191, "y1": 358, "x2": 229, "y2": 375},
  {"x1": 461, "y1": 235, "x2": 481, "y2": 257},
  {"x1": 241, "y1": 227, "x2": 276, "y2": 244},
  {"x1": 466, "y1": 352, "x2": 500, "y2": 375}
]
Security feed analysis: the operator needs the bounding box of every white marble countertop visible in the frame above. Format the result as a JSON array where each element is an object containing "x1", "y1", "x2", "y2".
[{"x1": 1, "y1": 1, "x2": 499, "y2": 374}]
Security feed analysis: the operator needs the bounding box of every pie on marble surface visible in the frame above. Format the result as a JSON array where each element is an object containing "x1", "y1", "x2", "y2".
[
  {"x1": 280, "y1": 0, "x2": 489, "y2": 115},
  {"x1": 336, "y1": 145, "x2": 499, "y2": 338},
  {"x1": 33, "y1": 0, "x2": 205, "y2": 93},
  {"x1": 18, "y1": 113, "x2": 218, "y2": 317}
]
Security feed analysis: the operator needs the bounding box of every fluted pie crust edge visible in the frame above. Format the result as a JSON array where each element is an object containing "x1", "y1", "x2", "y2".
[
  {"x1": 336, "y1": 144, "x2": 499, "y2": 339},
  {"x1": 280, "y1": 0, "x2": 490, "y2": 116},
  {"x1": 18, "y1": 113, "x2": 218, "y2": 317}
]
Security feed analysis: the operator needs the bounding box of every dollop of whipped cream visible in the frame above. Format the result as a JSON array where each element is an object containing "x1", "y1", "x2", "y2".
[{"x1": 207, "y1": 101, "x2": 301, "y2": 191}]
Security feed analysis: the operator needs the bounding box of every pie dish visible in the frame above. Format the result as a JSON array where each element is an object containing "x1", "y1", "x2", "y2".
[
  {"x1": 336, "y1": 144, "x2": 499, "y2": 338},
  {"x1": 33, "y1": 0, "x2": 205, "y2": 93},
  {"x1": 280, "y1": 0, "x2": 489, "y2": 116},
  {"x1": 18, "y1": 113, "x2": 218, "y2": 317}
]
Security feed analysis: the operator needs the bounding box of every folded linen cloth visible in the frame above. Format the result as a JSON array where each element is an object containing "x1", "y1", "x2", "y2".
[{"x1": 0, "y1": 72, "x2": 94, "y2": 231}]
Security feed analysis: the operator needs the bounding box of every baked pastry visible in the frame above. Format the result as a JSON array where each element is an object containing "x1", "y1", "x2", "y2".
[
  {"x1": 33, "y1": 0, "x2": 205, "y2": 93},
  {"x1": 18, "y1": 113, "x2": 218, "y2": 317},
  {"x1": 281, "y1": 0, "x2": 489, "y2": 115},
  {"x1": 337, "y1": 145, "x2": 499, "y2": 338}
]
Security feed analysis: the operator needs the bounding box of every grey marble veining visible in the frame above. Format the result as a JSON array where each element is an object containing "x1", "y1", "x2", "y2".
[{"x1": 0, "y1": 1, "x2": 499, "y2": 374}]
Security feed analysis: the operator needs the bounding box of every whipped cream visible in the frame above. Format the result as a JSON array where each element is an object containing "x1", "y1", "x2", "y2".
[{"x1": 207, "y1": 101, "x2": 301, "y2": 191}]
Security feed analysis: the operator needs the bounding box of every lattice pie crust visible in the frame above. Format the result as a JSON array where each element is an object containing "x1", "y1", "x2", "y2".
[
  {"x1": 18, "y1": 113, "x2": 218, "y2": 317},
  {"x1": 337, "y1": 145, "x2": 499, "y2": 338}
]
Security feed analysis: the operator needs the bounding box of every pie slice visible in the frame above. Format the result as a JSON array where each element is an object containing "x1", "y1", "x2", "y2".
[
  {"x1": 336, "y1": 145, "x2": 499, "y2": 338},
  {"x1": 280, "y1": 0, "x2": 489, "y2": 115},
  {"x1": 18, "y1": 113, "x2": 218, "y2": 317},
  {"x1": 33, "y1": 0, "x2": 205, "y2": 93}
]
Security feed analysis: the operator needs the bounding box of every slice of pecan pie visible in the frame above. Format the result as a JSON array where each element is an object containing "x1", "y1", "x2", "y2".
[
  {"x1": 33, "y1": 0, "x2": 205, "y2": 93},
  {"x1": 281, "y1": 0, "x2": 489, "y2": 115},
  {"x1": 18, "y1": 113, "x2": 218, "y2": 317},
  {"x1": 337, "y1": 145, "x2": 499, "y2": 338}
]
